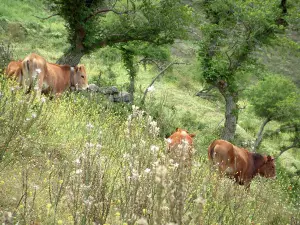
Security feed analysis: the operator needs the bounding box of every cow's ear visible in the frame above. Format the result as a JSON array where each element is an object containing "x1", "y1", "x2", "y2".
[
  {"x1": 190, "y1": 133, "x2": 196, "y2": 138},
  {"x1": 176, "y1": 128, "x2": 179, "y2": 132}
]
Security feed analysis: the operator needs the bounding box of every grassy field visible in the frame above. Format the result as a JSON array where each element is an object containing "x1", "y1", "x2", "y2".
[{"x1": 0, "y1": 0, "x2": 299, "y2": 224}]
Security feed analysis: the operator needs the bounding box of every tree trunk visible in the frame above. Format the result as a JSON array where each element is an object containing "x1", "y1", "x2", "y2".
[
  {"x1": 253, "y1": 117, "x2": 271, "y2": 152},
  {"x1": 56, "y1": 47, "x2": 85, "y2": 66},
  {"x1": 121, "y1": 48, "x2": 136, "y2": 103},
  {"x1": 129, "y1": 73, "x2": 135, "y2": 103},
  {"x1": 221, "y1": 91, "x2": 238, "y2": 141},
  {"x1": 281, "y1": 0, "x2": 287, "y2": 14}
]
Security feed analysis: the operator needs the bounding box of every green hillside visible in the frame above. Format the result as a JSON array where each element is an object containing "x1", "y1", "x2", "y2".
[{"x1": 0, "y1": 0, "x2": 299, "y2": 224}]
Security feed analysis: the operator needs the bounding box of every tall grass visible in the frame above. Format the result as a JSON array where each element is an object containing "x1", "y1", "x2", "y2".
[{"x1": 0, "y1": 77, "x2": 298, "y2": 224}]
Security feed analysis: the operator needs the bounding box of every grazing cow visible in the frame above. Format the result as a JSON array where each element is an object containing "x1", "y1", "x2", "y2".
[
  {"x1": 167, "y1": 128, "x2": 196, "y2": 167},
  {"x1": 21, "y1": 53, "x2": 88, "y2": 96},
  {"x1": 5, "y1": 60, "x2": 23, "y2": 84},
  {"x1": 208, "y1": 139, "x2": 276, "y2": 187}
]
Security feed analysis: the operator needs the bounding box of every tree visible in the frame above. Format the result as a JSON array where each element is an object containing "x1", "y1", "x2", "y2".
[
  {"x1": 45, "y1": 0, "x2": 191, "y2": 66},
  {"x1": 198, "y1": 0, "x2": 280, "y2": 141},
  {"x1": 247, "y1": 75, "x2": 300, "y2": 151}
]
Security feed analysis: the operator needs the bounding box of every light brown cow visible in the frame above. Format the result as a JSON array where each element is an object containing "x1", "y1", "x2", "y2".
[
  {"x1": 167, "y1": 128, "x2": 196, "y2": 167},
  {"x1": 21, "y1": 53, "x2": 88, "y2": 96},
  {"x1": 5, "y1": 60, "x2": 23, "y2": 84},
  {"x1": 208, "y1": 139, "x2": 276, "y2": 188}
]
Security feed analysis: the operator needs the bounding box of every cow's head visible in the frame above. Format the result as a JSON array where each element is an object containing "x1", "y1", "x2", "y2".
[
  {"x1": 74, "y1": 65, "x2": 88, "y2": 90},
  {"x1": 258, "y1": 155, "x2": 276, "y2": 178}
]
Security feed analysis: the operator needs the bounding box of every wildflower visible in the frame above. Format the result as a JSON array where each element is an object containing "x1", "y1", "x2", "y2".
[
  {"x1": 144, "y1": 168, "x2": 151, "y2": 173},
  {"x1": 46, "y1": 203, "x2": 52, "y2": 209},
  {"x1": 34, "y1": 86, "x2": 39, "y2": 91},
  {"x1": 115, "y1": 212, "x2": 121, "y2": 217},
  {"x1": 136, "y1": 218, "x2": 148, "y2": 225},
  {"x1": 96, "y1": 144, "x2": 102, "y2": 150},
  {"x1": 147, "y1": 85, "x2": 155, "y2": 92},
  {"x1": 57, "y1": 220, "x2": 63, "y2": 225},
  {"x1": 142, "y1": 208, "x2": 147, "y2": 215},
  {"x1": 123, "y1": 153, "x2": 130, "y2": 159},
  {"x1": 32, "y1": 113, "x2": 37, "y2": 118},
  {"x1": 150, "y1": 145, "x2": 159, "y2": 153},
  {"x1": 85, "y1": 142, "x2": 94, "y2": 148},
  {"x1": 86, "y1": 122, "x2": 94, "y2": 131},
  {"x1": 59, "y1": 180, "x2": 63, "y2": 184},
  {"x1": 74, "y1": 158, "x2": 80, "y2": 165},
  {"x1": 131, "y1": 169, "x2": 139, "y2": 180},
  {"x1": 156, "y1": 165, "x2": 167, "y2": 177},
  {"x1": 75, "y1": 169, "x2": 83, "y2": 174},
  {"x1": 33, "y1": 184, "x2": 39, "y2": 190},
  {"x1": 41, "y1": 97, "x2": 46, "y2": 103},
  {"x1": 194, "y1": 196, "x2": 206, "y2": 205},
  {"x1": 10, "y1": 87, "x2": 15, "y2": 91},
  {"x1": 36, "y1": 68, "x2": 42, "y2": 74}
]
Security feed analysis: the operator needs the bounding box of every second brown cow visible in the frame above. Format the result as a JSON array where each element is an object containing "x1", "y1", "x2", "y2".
[{"x1": 208, "y1": 139, "x2": 276, "y2": 187}]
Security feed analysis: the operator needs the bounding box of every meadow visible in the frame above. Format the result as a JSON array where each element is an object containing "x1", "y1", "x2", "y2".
[{"x1": 0, "y1": 0, "x2": 299, "y2": 224}]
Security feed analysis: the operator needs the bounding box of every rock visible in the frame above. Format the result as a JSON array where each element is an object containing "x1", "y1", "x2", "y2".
[
  {"x1": 99, "y1": 86, "x2": 119, "y2": 95},
  {"x1": 87, "y1": 83, "x2": 100, "y2": 92},
  {"x1": 112, "y1": 91, "x2": 132, "y2": 103}
]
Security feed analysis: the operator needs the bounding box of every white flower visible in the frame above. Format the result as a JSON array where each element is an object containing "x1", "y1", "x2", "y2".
[
  {"x1": 147, "y1": 85, "x2": 155, "y2": 92},
  {"x1": 33, "y1": 185, "x2": 39, "y2": 190},
  {"x1": 75, "y1": 169, "x2": 83, "y2": 174},
  {"x1": 32, "y1": 113, "x2": 37, "y2": 118},
  {"x1": 150, "y1": 145, "x2": 159, "y2": 153},
  {"x1": 123, "y1": 153, "x2": 130, "y2": 159},
  {"x1": 35, "y1": 68, "x2": 42, "y2": 74},
  {"x1": 74, "y1": 158, "x2": 80, "y2": 165},
  {"x1": 136, "y1": 218, "x2": 148, "y2": 225},
  {"x1": 34, "y1": 86, "x2": 39, "y2": 91},
  {"x1": 41, "y1": 97, "x2": 46, "y2": 103},
  {"x1": 144, "y1": 168, "x2": 151, "y2": 173},
  {"x1": 86, "y1": 122, "x2": 94, "y2": 130},
  {"x1": 96, "y1": 144, "x2": 102, "y2": 150},
  {"x1": 10, "y1": 87, "x2": 15, "y2": 91},
  {"x1": 85, "y1": 142, "x2": 94, "y2": 148}
]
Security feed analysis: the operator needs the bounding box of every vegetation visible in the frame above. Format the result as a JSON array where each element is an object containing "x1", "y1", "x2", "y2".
[{"x1": 0, "y1": 0, "x2": 299, "y2": 224}]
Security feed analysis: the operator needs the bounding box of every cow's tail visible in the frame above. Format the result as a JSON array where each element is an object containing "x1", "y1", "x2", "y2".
[
  {"x1": 208, "y1": 140, "x2": 217, "y2": 161},
  {"x1": 22, "y1": 56, "x2": 38, "y2": 91}
]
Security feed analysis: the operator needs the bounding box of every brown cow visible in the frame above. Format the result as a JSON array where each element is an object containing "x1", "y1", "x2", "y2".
[
  {"x1": 5, "y1": 60, "x2": 23, "y2": 84},
  {"x1": 208, "y1": 139, "x2": 276, "y2": 187},
  {"x1": 167, "y1": 128, "x2": 196, "y2": 167},
  {"x1": 21, "y1": 53, "x2": 88, "y2": 96}
]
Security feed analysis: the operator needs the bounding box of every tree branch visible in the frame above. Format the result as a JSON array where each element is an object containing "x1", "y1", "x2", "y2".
[
  {"x1": 85, "y1": 8, "x2": 132, "y2": 21},
  {"x1": 33, "y1": 13, "x2": 59, "y2": 20},
  {"x1": 141, "y1": 61, "x2": 186, "y2": 105}
]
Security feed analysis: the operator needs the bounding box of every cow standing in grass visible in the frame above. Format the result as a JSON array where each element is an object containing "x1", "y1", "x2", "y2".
[
  {"x1": 22, "y1": 53, "x2": 88, "y2": 96},
  {"x1": 208, "y1": 139, "x2": 276, "y2": 188}
]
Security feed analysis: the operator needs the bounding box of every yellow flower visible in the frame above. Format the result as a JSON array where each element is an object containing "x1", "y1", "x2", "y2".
[
  {"x1": 59, "y1": 180, "x2": 64, "y2": 184},
  {"x1": 143, "y1": 208, "x2": 147, "y2": 215},
  {"x1": 46, "y1": 203, "x2": 52, "y2": 209},
  {"x1": 57, "y1": 220, "x2": 63, "y2": 224},
  {"x1": 115, "y1": 212, "x2": 121, "y2": 217}
]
